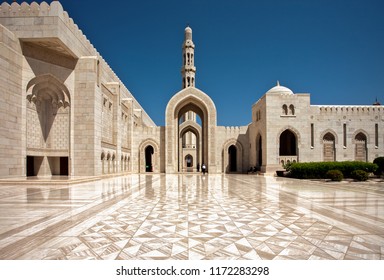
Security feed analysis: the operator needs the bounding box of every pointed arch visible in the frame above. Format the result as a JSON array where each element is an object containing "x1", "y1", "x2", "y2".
[
  {"x1": 222, "y1": 138, "x2": 243, "y2": 173},
  {"x1": 139, "y1": 139, "x2": 160, "y2": 173},
  {"x1": 321, "y1": 130, "x2": 337, "y2": 161},
  {"x1": 352, "y1": 129, "x2": 370, "y2": 144},
  {"x1": 277, "y1": 126, "x2": 300, "y2": 165},
  {"x1": 353, "y1": 130, "x2": 368, "y2": 162},
  {"x1": 319, "y1": 129, "x2": 338, "y2": 145}
]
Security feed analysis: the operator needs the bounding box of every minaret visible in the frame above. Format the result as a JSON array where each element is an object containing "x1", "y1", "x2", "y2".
[{"x1": 181, "y1": 26, "x2": 196, "y2": 88}]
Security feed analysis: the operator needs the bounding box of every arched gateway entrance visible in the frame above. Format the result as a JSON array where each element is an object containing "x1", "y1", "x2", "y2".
[{"x1": 165, "y1": 87, "x2": 217, "y2": 173}]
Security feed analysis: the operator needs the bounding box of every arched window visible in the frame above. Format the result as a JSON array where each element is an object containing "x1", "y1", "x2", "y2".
[
  {"x1": 282, "y1": 104, "x2": 288, "y2": 115},
  {"x1": 289, "y1": 104, "x2": 295, "y2": 115}
]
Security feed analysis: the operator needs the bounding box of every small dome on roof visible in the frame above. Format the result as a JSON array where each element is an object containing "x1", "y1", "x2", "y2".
[
  {"x1": 185, "y1": 26, "x2": 192, "y2": 33},
  {"x1": 266, "y1": 81, "x2": 294, "y2": 95}
]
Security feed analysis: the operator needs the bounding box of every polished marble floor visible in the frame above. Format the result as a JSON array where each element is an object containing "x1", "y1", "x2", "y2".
[{"x1": 0, "y1": 174, "x2": 383, "y2": 260}]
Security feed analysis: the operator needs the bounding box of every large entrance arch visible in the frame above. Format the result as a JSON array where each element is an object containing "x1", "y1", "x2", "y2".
[{"x1": 165, "y1": 87, "x2": 217, "y2": 173}]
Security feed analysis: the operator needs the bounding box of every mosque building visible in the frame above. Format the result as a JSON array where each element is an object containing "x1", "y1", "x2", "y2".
[{"x1": 0, "y1": 1, "x2": 382, "y2": 178}]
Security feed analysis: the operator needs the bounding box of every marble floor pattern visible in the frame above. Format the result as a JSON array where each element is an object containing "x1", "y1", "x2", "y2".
[{"x1": 0, "y1": 174, "x2": 383, "y2": 260}]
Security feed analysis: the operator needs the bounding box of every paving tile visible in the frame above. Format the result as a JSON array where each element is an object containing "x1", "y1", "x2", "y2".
[{"x1": 0, "y1": 174, "x2": 383, "y2": 260}]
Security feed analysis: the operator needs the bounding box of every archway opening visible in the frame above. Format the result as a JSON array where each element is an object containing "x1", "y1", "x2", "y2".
[
  {"x1": 177, "y1": 103, "x2": 204, "y2": 172},
  {"x1": 228, "y1": 145, "x2": 237, "y2": 172},
  {"x1": 166, "y1": 87, "x2": 217, "y2": 174},
  {"x1": 256, "y1": 134, "x2": 262, "y2": 167},
  {"x1": 179, "y1": 127, "x2": 200, "y2": 172},
  {"x1": 145, "y1": 145, "x2": 154, "y2": 172},
  {"x1": 185, "y1": 154, "x2": 193, "y2": 168},
  {"x1": 279, "y1": 130, "x2": 297, "y2": 156}
]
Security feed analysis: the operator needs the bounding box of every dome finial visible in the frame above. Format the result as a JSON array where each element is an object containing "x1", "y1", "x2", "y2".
[{"x1": 277, "y1": 80, "x2": 280, "y2": 86}]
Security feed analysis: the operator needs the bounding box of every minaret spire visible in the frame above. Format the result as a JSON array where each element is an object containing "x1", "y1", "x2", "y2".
[{"x1": 181, "y1": 26, "x2": 196, "y2": 88}]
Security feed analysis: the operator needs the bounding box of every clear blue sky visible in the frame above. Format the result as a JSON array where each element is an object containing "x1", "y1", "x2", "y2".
[{"x1": 44, "y1": 0, "x2": 384, "y2": 125}]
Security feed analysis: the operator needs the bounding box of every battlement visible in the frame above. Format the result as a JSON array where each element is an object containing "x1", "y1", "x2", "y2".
[
  {"x1": 312, "y1": 105, "x2": 383, "y2": 115},
  {"x1": 223, "y1": 126, "x2": 247, "y2": 134}
]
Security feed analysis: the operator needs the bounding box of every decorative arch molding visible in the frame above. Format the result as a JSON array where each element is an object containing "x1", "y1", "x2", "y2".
[
  {"x1": 26, "y1": 74, "x2": 71, "y2": 109},
  {"x1": 178, "y1": 122, "x2": 202, "y2": 172},
  {"x1": 179, "y1": 120, "x2": 202, "y2": 136},
  {"x1": 222, "y1": 138, "x2": 243, "y2": 173},
  {"x1": 319, "y1": 129, "x2": 338, "y2": 144},
  {"x1": 138, "y1": 138, "x2": 160, "y2": 173},
  {"x1": 276, "y1": 126, "x2": 301, "y2": 144},
  {"x1": 165, "y1": 87, "x2": 217, "y2": 173},
  {"x1": 352, "y1": 129, "x2": 370, "y2": 144}
]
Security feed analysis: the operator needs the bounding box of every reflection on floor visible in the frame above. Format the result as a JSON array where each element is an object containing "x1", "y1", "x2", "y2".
[{"x1": 0, "y1": 174, "x2": 383, "y2": 260}]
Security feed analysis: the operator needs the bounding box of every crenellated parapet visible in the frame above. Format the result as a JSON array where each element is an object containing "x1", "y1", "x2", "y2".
[
  {"x1": 223, "y1": 126, "x2": 244, "y2": 135},
  {"x1": 313, "y1": 105, "x2": 383, "y2": 116}
]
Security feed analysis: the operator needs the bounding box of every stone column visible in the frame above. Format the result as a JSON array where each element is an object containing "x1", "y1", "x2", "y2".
[{"x1": 72, "y1": 56, "x2": 101, "y2": 176}]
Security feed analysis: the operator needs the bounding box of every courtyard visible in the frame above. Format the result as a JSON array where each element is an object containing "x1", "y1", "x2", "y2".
[{"x1": 0, "y1": 174, "x2": 382, "y2": 260}]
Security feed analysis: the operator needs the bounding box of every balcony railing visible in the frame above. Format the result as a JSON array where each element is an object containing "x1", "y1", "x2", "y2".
[{"x1": 279, "y1": 156, "x2": 298, "y2": 167}]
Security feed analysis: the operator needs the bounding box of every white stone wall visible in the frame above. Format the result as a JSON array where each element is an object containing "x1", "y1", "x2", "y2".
[
  {"x1": 251, "y1": 89, "x2": 384, "y2": 173},
  {"x1": 0, "y1": 24, "x2": 23, "y2": 176},
  {"x1": 0, "y1": 1, "x2": 156, "y2": 177},
  {"x1": 308, "y1": 105, "x2": 384, "y2": 163}
]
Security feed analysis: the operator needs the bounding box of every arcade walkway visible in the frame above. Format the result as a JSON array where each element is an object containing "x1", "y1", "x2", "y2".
[{"x1": 0, "y1": 174, "x2": 383, "y2": 260}]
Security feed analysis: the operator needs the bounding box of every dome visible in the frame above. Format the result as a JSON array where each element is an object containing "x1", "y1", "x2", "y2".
[
  {"x1": 184, "y1": 26, "x2": 192, "y2": 40},
  {"x1": 266, "y1": 81, "x2": 294, "y2": 95}
]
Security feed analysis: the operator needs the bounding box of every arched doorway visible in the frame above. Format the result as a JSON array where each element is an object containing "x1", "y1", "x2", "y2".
[
  {"x1": 179, "y1": 120, "x2": 201, "y2": 172},
  {"x1": 323, "y1": 132, "x2": 336, "y2": 161},
  {"x1": 145, "y1": 145, "x2": 154, "y2": 172},
  {"x1": 185, "y1": 154, "x2": 193, "y2": 168},
  {"x1": 279, "y1": 129, "x2": 298, "y2": 165},
  {"x1": 139, "y1": 139, "x2": 159, "y2": 173},
  {"x1": 222, "y1": 139, "x2": 243, "y2": 173},
  {"x1": 256, "y1": 133, "x2": 262, "y2": 168},
  {"x1": 355, "y1": 132, "x2": 367, "y2": 162},
  {"x1": 228, "y1": 145, "x2": 237, "y2": 172},
  {"x1": 280, "y1": 130, "x2": 297, "y2": 156}
]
